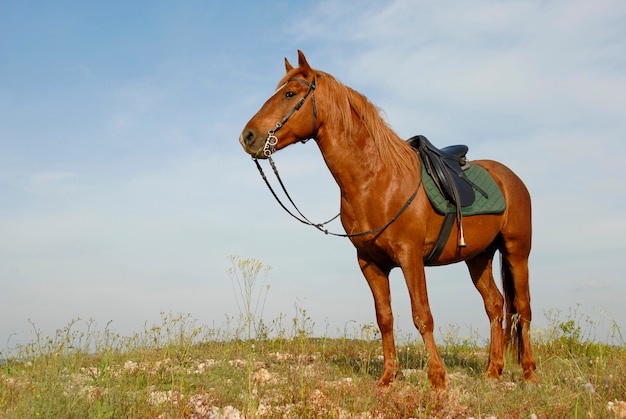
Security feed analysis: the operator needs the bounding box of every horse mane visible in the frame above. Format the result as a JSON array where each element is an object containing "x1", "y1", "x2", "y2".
[{"x1": 315, "y1": 70, "x2": 418, "y2": 176}]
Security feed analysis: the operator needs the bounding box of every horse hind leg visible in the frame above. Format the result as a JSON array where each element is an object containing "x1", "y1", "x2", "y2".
[
  {"x1": 495, "y1": 165, "x2": 537, "y2": 381},
  {"x1": 465, "y1": 249, "x2": 505, "y2": 380},
  {"x1": 501, "y1": 251, "x2": 537, "y2": 382}
]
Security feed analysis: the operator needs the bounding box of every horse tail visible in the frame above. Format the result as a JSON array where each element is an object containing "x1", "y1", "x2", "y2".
[{"x1": 501, "y1": 252, "x2": 522, "y2": 363}]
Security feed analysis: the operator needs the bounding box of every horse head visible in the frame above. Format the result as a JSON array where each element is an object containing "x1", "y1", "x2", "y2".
[{"x1": 240, "y1": 50, "x2": 318, "y2": 159}]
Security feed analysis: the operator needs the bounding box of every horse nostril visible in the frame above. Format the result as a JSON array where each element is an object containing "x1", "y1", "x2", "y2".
[{"x1": 243, "y1": 130, "x2": 256, "y2": 147}]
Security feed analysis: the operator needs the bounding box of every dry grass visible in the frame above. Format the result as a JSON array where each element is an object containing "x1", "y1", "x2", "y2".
[{"x1": 1, "y1": 308, "x2": 625, "y2": 419}]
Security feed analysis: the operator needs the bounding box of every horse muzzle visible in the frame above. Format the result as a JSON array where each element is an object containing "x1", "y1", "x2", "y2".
[{"x1": 239, "y1": 129, "x2": 269, "y2": 159}]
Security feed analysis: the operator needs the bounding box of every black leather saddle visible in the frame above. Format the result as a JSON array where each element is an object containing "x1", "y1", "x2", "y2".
[{"x1": 407, "y1": 135, "x2": 486, "y2": 208}]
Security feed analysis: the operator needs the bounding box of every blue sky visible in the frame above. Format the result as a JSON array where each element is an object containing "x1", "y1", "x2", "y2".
[{"x1": 1, "y1": 1, "x2": 625, "y2": 351}]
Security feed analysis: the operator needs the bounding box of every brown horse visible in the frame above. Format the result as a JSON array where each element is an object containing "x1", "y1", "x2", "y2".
[{"x1": 239, "y1": 51, "x2": 536, "y2": 388}]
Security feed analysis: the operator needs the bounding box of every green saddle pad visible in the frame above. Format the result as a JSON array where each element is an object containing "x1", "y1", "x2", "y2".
[{"x1": 421, "y1": 163, "x2": 506, "y2": 216}]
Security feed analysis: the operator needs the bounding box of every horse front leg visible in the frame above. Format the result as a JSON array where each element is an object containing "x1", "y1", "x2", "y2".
[
  {"x1": 400, "y1": 258, "x2": 447, "y2": 388},
  {"x1": 359, "y1": 256, "x2": 399, "y2": 385}
]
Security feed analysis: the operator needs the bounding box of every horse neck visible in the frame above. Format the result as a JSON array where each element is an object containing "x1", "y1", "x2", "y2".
[
  {"x1": 316, "y1": 125, "x2": 382, "y2": 189},
  {"x1": 313, "y1": 88, "x2": 418, "y2": 195}
]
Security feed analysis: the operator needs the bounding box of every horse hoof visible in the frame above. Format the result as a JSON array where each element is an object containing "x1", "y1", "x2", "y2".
[
  {"x1": 427, "y1": 365, "x2": 448, "y2": 389},
  {"x1": 486, "y1": 366, "x2": 503, "y2": 380},
  {"x1": 376, "y1": 369, "x2": 401, "y2": 387},
  {"x1": 522, "y1": 370, "x2": 538, "y2": 383},
  {"x1": 428, "y1": 374, "x2": 448, "y2": 389},
  {"x1": 376, "y1": 379, "x2": 391, "y2": 387}
]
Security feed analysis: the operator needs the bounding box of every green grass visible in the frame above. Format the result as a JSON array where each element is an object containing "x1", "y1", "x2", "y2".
[{"x1": 1, "y1": 308, "x2": 625, "y2": 418}]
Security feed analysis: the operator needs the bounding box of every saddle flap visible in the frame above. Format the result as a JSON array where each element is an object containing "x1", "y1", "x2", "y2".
[
  {"x1": 408, "y1": 135, "x2": 476, "y2": 207},
  {"x1": 423, "y1": 148, "x2": 475, "y2": 207}
]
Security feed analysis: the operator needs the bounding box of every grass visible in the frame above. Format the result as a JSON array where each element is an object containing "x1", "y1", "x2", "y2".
[
  {"x1": 1, "y1": 308, "x2": 625, "y2": 418},
  {"x1": 1, "y1": 259, "x2": 625, "y2": 418}
]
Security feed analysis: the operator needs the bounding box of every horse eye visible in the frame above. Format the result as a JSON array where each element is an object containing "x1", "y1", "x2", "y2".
[{"x1": 285, "y1": 91, "x2": 296, "y2": 98}]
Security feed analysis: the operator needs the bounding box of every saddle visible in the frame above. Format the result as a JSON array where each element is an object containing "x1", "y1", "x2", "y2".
[
  {"x1": 407, "y1": 135, "x2": 486, "y2": 207},
  {"x1": 407, "y1": 135, "x2": 489, "y2": 264}
]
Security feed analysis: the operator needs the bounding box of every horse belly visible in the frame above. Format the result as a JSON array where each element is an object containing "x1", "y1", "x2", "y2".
[{"x1": 426, "y1": 214, "x2": 503, "y2": 265}]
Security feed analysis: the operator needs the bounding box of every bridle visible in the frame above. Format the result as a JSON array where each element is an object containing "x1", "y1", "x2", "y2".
[
  {"x1": 262, "y1": 76, "x2": 317, "y2": 157},
  {"x1": 252, "y1": 74, "x2": 421, "y2": 238}
]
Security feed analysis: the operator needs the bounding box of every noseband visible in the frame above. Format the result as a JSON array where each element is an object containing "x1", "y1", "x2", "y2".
[{"x1": 262, "y1": 76, "x2": 317, "y2": 157}]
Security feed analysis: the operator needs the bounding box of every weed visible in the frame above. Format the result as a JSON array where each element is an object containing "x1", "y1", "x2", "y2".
[
  {"x1": 227, "y1": 255, "x2": 271, "y2": 341},
  {"x1": 1, "y1": 261, "x2": 624, "y2": 418}
]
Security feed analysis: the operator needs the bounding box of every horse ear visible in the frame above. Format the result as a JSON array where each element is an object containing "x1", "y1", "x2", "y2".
[
  {"x1": 285, "y1": 57, "x2": 294, "y2": 73},
  {"x1": 297, "y1": 50, "x2": 311, "y2": 76}
]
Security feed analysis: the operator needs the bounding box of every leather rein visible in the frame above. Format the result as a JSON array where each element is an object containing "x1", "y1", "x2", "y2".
[{"x1": 252, "y1": 76, "x2": 421, "y2": 238}]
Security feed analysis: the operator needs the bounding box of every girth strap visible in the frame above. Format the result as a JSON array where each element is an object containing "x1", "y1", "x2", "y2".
[{"x1": 424, "y1": 209, "x2": 456, "y2": 266}]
